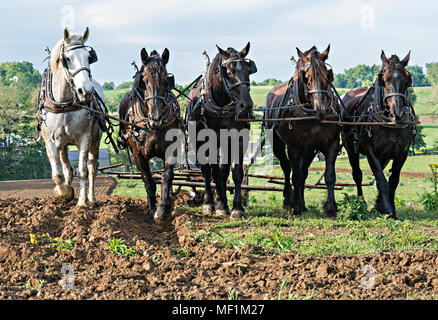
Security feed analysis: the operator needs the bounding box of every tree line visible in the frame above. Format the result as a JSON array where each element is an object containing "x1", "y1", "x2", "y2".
[{"x1": 334, "y1": 64, "x2": 431, "y2": 88}]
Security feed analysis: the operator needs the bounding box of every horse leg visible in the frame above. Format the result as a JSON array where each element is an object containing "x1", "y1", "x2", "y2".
[
  {"x1": 212, "y1": 163, "x2": 230, "y2": 217},
  {"x1": 273, "y1": 132, "x2": 293, "y2": 210},
  {"x1": 59, "y1": 145, "x2": 75, "y2": 200},
  {"x1": 289, "y1": 149, "x2": 305, "y2": 215},
  {"x1": 135, "y1": 154, "x2": 157, "y2": 215},
  {"x1": 364, "y1": 147, "x2": 393, "y2": 217},
  {"x1": 323, "y1": 140, "x2": 339, "y2": 217},
  {"x1": 344, "y1": 141, "x2": 364, "y2": 198},
  {"x1": 154, "y1": 159, "x2": 175, "y2": 224},
  {"x1": 87, "y1": 141, "x2": 99, "y2": 205},
  {"x1": 300, "y1": 152, "x2": 316, "y2": 213},
  {"x1": 76, "y1": 142, "x2": 90, "y2": 207},
  {"x1": 46, "y1": 141, "x2": 73, "y2": 201},
  {"x1": 201, "y1": 164, "x2": 215, "y2": 214},
  {"x1": 231, "y1": 141, "x2": 246, "y2": 219},
  {"x1": 388, "y1": 153, "x2": 408, "y2": 216}
]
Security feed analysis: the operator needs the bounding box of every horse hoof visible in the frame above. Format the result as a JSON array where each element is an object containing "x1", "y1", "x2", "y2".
[
  {"x1": 54, "y1": 185, "x2": 74, "y2": 202},
  {"x1": 202, "y1": 204, "x2": 215, "y2": 215},
  {"x1": 154, "y1": 205, "x2": 172, "y2": 225},
  {"x1": 231, "y1": 209, "x2": 246, "y2": 220},
  {"x1": 88, "y1": 201, "x2": 98, "y2": 209},
  {"x1": 76, "y1": 199, "x2": 88, "y2": 208},
  {"x1": 216, "y1": 209, "x2": 230, "y2": 218},
  {"x1": 283, "y1": 204, "x2": 292, "y2": 211}
]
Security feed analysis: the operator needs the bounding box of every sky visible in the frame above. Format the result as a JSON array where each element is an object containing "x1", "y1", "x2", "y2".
[{"x1": 0, "y1": 0, "x2": 436, "y2": 85}]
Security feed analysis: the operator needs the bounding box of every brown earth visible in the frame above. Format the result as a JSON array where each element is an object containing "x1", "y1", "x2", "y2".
[
  {"x1": 0, "y1": 176, "x2": 117, "y2": 200},
  {"x1": 1, "y1": 195, "x2": 438, "y2": 300}
]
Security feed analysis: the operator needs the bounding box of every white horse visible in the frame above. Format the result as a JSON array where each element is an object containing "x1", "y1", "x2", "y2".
[{"x1": 40, "y1": 27, "x2": 104, "y2": 207}]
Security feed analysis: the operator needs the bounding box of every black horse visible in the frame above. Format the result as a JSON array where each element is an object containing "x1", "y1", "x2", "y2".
[
  {"x1": 186, "y1": 43, "x2": 257, "y2": 219},
  {"x1": 119, "y1": 48, "x2": 181, "y2": 224},
  {"x1": 341, "y1": 51, "x2": 416, "y2": 219},
  {"x1": 265, "y1": 45, "x2": 342, "y2": 216}
]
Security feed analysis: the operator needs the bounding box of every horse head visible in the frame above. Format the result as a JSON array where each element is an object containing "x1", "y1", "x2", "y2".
[
  {"x1": 56, "y1": 27, "x2": 97, "y2": 103},
  {"x1": 295, "y1": 45, "x2": 333, "y2": 118},
  {"x1": 379, "y1": 50, "x2": 412, "y2": 122},
  {"x1": 138, "y1": 48, "x2": 173, "y2": 129},
  {"x1": 214, "y1": 42, "x2": 256, "y2": 115}
]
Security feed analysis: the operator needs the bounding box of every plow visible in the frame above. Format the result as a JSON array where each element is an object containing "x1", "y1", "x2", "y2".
[{"x1": 97, "y1": 162, "x2": 376, "y2": 203}]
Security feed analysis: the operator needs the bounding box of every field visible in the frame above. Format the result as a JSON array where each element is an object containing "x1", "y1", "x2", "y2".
[{"x1": 1, "y1": 84, "x2": 438, "y2": 300}]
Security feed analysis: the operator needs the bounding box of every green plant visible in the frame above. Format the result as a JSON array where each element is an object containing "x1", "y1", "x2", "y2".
[
  {"x1": 29, "y1": 234, "x2": 76, "y2": 251},
  {"x1": 107, "y1": 237, "x2": 138, "y2": 257},
  {"x1": 24, "y1": 279, "x2": 46, "y2": 291},
  {"x1": 421, "y1": 164, "x2": 438, "y2": 211},
  {"x1": 337, "y1": 193, "x2": 369, "y2": 220},
  {"x1": 228, "y1": 289, "x2": 240, "y2": 300}
]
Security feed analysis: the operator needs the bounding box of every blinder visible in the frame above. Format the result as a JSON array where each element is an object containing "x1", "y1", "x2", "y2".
[
  {"x1": 327, "y1": 69, "x2": 334, "y2": 83},
  {"x1": 88, "y1": 47, "x2": 98, "y2": 64},
  {"x1": 167, "y1": 73, "x2": 175, "y2": 90},
  {"x1": 248, "y1": 60, "x2": 257, "y2": 74}
]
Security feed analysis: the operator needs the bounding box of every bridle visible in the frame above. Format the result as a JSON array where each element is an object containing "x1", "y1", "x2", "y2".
[
  {"x1": 195, "y1": 55, "x2": 257, "y2": 119},
  {"x1": 375, "y1": 67, "x2": 414, "y2": 120},
  {"x1": 291, "y1": 61, "x2": 339, "y2": 117},
  {"x1": 131, "y1": 71, "x2": 177, "y2": 129},
  {"x1": 40, "y1": 42, "x2": 98, "y2": 111},
  {"x1": 60, "y1": 43, "x2": 97, "y2": 94},
  {"x1": 219, "y1": 57, "x2": 257, "y2": 105}
]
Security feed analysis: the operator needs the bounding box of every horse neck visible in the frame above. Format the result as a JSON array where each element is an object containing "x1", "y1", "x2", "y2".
[{"x1": 51, "y1": 64, "x2": 74, "y2": 102}]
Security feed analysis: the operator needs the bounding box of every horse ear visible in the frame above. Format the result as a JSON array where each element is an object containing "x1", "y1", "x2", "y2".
[
  {"x1": 240, "y1": 42, "x2": 250, "y2": 58},
  {"x1": 63, "y1": 27, "x2": 70, "y2": 43},
  {"x1": 162, "y1": 48, "x2": 169, "y2": 65},
  {"x1": 320, "y1": 44, "x2": 330, "y2": 61},
  {"x1": 381, "y1": 50, "x2": 389, "y2": 67},
  {"x1": 82, "y1": 27, "x2": 89, "y2": 43},
  {"x1": 401, "y1": 50, "x2": 411, "y2": 67},
  {"x1": 141, "y1": 48, "x2": 149, "y2": 65},
  {"x1": 216, "y1": 45, "x2": 229, "y2": 59},
  {"x1": 296, "y1": 47, "x2": 309, "y2": 63}
]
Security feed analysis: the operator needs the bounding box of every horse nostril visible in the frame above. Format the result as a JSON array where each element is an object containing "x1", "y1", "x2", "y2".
[{"x1": 77, "y1": 88, "x2": 84, "y2": 96}]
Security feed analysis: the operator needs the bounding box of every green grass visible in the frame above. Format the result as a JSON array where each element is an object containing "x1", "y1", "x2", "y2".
[{"x1": 412, "y1": 87, "x2": 438, "y2": 116}]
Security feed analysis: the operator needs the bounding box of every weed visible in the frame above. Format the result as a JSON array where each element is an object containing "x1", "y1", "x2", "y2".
[
  {"x1": 107, "y1": 237, "x2": 138, "y2": 257},
  {"x1": 337, "y1": 193, "x2": 369, "y2": 221},
  {"x1": 228, "y1": 289, "x2": 240, "y2": 300},
  {"x1": 29, "y1": 234, "x2": 76, "y2": 251},
  {"x1": 170, "y1": 247, "x2": 191, "y2": 258},
  {"x1": 24, "y1": 279, "x2": 46, "y2": 291},
  {"x1": 421, "y1": 163, "x2": 438, "y2": 211}
]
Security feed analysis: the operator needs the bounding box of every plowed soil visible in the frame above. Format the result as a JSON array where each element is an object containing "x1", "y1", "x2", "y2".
[
  {"x1": 1, "y1": 195, "x2": 438, "y2": 300},
  {"x1": 0, "y1": 176, "x2": 117, "y2": 199}
]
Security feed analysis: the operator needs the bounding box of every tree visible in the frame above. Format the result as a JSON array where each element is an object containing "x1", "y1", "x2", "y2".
[
  {"x1": 102, "y1": 81, "x2": 115, "y2": 90},
  {"x1": 426, "y1": 62, "x2": 438, "y2": 84},
  {"x1": 116, "y1": 81, "x2": 133, "y2": 90},
  {"x1": 0, "y1": 62, "x2": 50, "y2": 180},
  {"x1": 406, "y1": 65, "x2": 430, "y2": 87}
]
